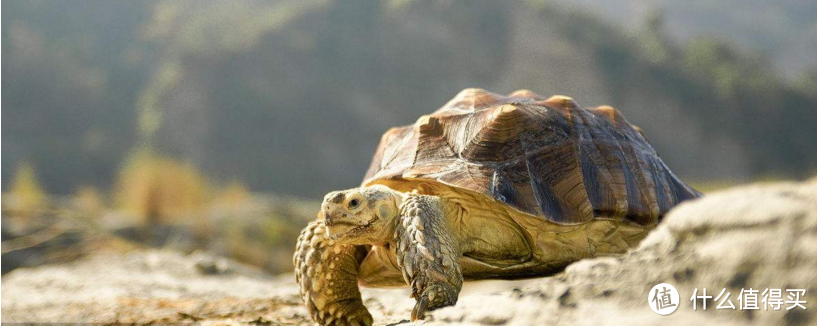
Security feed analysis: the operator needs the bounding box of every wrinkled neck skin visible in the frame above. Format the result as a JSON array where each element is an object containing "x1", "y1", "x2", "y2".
[
  {"x1": 367, "y1": 212, "x2": 401, "y2": 246},
  {"x1": 370, "y1": 190, "x2": 404, "y2": 245}
]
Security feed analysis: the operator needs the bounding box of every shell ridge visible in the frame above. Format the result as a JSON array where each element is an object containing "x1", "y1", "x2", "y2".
[
  {"x1": 459, "y1": 113, "x2": 483, "y2": 159},
  {"x1": 384, "y1": 127, "x2": 415, "y2": 169},
  {"x1": 574, "y1": 108, "x2": 629, "y2": 219},
  {"x1": 515, "y1": 107, "x2": 587, "y2": 222},
  {"x1": 565, "y1": 113, "x2": 595, "y2": 220},
  {"x1": 622, "y1": 138, "x2": 661, "y2": 221},
  {"x1": 590, "y1": 107, "x2": 659, "y2": 221},
  {"x1": 523, "y1": 153, "x2": 558, "y2": 220},
  {"x1": 618, "y1": 145, "x2": 656, "y2": 224}
]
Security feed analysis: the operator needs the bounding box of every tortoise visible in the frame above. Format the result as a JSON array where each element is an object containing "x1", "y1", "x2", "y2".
[{"x1": 294, "y1": 88, "x2": 700, "y2": 325}]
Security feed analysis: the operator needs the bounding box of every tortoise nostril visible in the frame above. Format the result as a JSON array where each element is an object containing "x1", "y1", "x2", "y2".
[{"x1": 329, "y1": 192, "x2": 344, "y2": 204}]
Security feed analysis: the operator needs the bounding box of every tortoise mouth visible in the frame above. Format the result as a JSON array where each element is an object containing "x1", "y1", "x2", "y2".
[
  {"x1": 323, "y1": 212, "x2": 367, "y2": 227},
  {"x1": 326, "y1": 224, "x2": 369, "y2": 240},
  {"x1": 325, "y1": 216, "x2": 379, "y2": 240}
]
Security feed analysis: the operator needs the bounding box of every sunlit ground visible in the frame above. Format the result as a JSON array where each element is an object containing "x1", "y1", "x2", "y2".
[{"x1": 4, "y1": 153, "x2": 806, "y2": 276}]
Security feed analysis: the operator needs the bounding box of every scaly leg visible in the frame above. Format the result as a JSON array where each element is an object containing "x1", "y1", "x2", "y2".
[
  {"x1": 394, "y1": 194, "x2": 463, "y2": 321},
  {"x1": 294, "y1": 220, "x2": 373, "y2": 326}
]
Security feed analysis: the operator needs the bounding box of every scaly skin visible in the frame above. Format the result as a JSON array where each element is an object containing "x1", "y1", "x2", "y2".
[
  {"x1": 294, "y1": 220, "x2": 373, "y2": 326},
  {"x1": 394, "y1": 194, "x2": 463, "y2": 320},
  {"x1": 298, "y1": 177, "x2": 665, "y2": 325}
]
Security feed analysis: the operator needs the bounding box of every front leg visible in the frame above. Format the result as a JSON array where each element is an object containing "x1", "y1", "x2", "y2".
[
  {"x1": 294, "y1": 220, "x2": 373, "y2": 326},
  {"x1": 394, "y1": 194, "x2": 463, "y2": 321}
]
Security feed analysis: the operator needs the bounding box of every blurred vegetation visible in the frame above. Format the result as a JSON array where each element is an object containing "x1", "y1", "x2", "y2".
[
  {"x1": 551, "y1": 0, "x2": 816, "y2": 80},
  {"x1": 8, "y1": 163, "x2": 47, "y2": 215},
  {"x1": 1, "y1": 0, "x2": 815, "y2": 274},
  {"x1": 114, "y1": 148, "x2": 210, "y2": 225},
  {"x1": 2, "y1": 158, "x2": 313, "y2": 275},
  {"x1": 72, "y1": 186, "x2": 104, "y2": 218}
]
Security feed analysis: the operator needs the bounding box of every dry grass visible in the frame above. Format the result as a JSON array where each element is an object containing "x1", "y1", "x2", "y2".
[
  {"x1": 5, "y1": 162, "x2": 47, "y2": 215},
  {"x1": 73, "y1": 186, "x2": 105, "y2": 217},
  {"x1": 114, "y1": 148, "x2": 211, "y2": 225}
]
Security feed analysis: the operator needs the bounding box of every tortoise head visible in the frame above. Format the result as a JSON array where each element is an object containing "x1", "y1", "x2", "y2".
[{"x1": 320, "y1": 185, "x2": 403, "y2": 244}]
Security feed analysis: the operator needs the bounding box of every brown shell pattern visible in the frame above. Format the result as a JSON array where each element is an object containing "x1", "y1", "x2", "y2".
[{"x1": 362, "y1": 88, "x2": 701, "y2": 226}]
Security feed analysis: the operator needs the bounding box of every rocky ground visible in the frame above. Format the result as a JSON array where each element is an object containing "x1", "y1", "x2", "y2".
[{"x1": 2, "y1": 180, "x2": 816, "y2": 326}]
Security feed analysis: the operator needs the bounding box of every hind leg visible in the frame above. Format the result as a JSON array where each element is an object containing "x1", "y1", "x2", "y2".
[{"x1": 294, "y1": 220, "x2": 373, "y2": 326}]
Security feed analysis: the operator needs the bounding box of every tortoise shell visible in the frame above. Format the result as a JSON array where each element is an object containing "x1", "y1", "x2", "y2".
[{"x1": 362, "y1": 88, "x2": 700, "y2": 226}]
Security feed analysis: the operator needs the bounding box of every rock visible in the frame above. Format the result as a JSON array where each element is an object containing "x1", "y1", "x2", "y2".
[
  {"x1": 2, "y1": 180, "x2": 815, "y2": 325},
  {"x1": 428, "y1": 179, "x2": 817, "y2": 326}
]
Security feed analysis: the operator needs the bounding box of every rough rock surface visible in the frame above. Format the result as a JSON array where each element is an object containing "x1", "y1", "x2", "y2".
[{"x1": 2, "y1": 180, "x2": 816, "y2": 325}]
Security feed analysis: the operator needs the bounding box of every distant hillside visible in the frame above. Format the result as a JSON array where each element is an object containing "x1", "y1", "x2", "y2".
[
  {"x1": 551, "y1": 0, "x2": 817, "y2": 79},
  {"x1": 2, "y1": 0, "x2": 815, "y2": 198}
]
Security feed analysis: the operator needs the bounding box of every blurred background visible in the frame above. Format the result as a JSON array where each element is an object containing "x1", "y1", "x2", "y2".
[{"x1": 2, "y1": 0, "x2": 816, "y2": 275}]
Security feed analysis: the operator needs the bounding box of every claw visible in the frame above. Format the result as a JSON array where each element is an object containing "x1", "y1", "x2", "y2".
[
  {"x1": 362, "y1": 313, "x2": 374, "y2": 326},
  {"x1": 411, "y1": 295, "x2": 430, "y2": 321}
]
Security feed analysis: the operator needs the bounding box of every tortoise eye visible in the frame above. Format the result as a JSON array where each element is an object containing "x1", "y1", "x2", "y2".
[{"x1": 348, "y1": 199, "x2": 360, "y2": 209}]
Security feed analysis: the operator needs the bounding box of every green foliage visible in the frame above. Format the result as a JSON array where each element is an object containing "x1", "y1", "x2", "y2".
[{"x1": 136, "y1": 0, "x2": 331, "y2": 143}]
